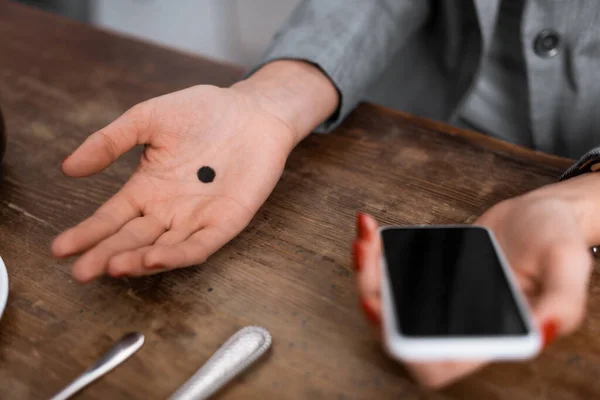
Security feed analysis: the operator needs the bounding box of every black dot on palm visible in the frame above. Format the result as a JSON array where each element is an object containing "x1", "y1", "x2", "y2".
[{"x1": 197, "y1": 166, "x2": 216, "y2": 183}]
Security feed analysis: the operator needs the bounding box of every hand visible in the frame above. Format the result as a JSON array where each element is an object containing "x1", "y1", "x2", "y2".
[
  {"x1": 52, "y1": 60, "x2": 338, "y2": 283},
  {"x1": 51, "y1": 84, "x2": 294, "y2": 282},
  {"x1": 353, "y1": 174, "x2": 597, "y2": 388}
]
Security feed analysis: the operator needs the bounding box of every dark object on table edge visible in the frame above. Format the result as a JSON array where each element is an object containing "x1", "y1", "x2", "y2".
[{"x1": 0, "y1": 107, "x2": 5, "y2": 182}]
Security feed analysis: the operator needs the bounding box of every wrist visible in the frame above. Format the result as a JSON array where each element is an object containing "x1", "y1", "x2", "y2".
[
  {"x1": 525, "y1": 173, "x2": 600, "y2": 241},
  {"x1": 232, "y1": 60, "x2": 339, "y2": 145}
]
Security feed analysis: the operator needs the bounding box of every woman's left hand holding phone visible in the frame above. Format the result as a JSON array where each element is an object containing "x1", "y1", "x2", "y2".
[{"x1": 353, "y1": 173, "x2": 598, "y2": 388}]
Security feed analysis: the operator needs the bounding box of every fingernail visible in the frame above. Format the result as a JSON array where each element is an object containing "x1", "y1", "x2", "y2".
[
  {"x1": 53, "y1": 252, "x2": 68, "y2": 260},
  {"x1": 360, "y1": 298, "x2": 380, "y2": 326},
  {"x1": 147, "y1": 263, "x2": 164, "y2": 270},
  {"x1": 357, "y1": 212, "x2": 369, "y2": 240},
  {"x1": 542, "y1": 320, "x2": 559, "y2": 348},
  {"x1": 107, "y1": 267, "x2": 123, "y2": 278},
  {"x1": 352, "y1": 240, "x2": 363, "y2": 271}
]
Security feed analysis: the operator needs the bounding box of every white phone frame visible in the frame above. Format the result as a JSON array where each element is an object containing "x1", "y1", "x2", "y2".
[{"x1": 380, "y1": 225, "x2": 541, "y2": 362}]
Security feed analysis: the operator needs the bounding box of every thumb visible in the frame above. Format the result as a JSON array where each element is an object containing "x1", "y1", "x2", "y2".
[
  {"x1": 61, "y1": 102, "x2": 153, "y2": 177},
  {"x1": 532, "y1": 241, "x2": 592, "y2": 346}
]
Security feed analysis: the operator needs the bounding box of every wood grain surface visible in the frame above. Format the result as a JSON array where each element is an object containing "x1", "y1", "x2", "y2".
[{"x1": 0, "y1": 2, "x2": 599, "y2": 399}]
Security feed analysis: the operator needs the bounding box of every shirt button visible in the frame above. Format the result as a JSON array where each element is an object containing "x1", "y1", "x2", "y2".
[{"x1": 534, "y1": 29, "x2": 561, "y2": 58}]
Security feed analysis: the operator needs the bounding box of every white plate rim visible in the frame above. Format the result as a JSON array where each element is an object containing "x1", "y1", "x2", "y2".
[{"x1": 0, "y1": 256, "x2": 8, "y2": 320}]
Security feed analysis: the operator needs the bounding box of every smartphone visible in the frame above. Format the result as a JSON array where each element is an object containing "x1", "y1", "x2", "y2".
[{"x1": 380, "y1": 225, "x2": 541, "y2": 361}]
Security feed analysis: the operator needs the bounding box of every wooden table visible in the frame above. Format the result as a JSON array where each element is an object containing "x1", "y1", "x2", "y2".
[{"x1": 1, "y1": 2, "x2": 599, "y2": 399}]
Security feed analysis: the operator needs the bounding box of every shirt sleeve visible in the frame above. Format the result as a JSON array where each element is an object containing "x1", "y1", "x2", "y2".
[
  {"x1": 247, "y1": 0, "x2": 430, "y2": 133},
  {"x1": 560, "y1": 147, "x2": 600, "y2": 181}
]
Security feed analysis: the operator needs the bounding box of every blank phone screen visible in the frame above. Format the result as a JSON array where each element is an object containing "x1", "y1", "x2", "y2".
[{"x1": 382, "y1": 227, "x2": 528, "y2": 337}]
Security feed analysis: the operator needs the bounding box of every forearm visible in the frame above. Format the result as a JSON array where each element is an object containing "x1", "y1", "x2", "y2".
[
  {"x1": 244, "y1": 0, "x2": 430, "y2": 134},
  {"x1": 232, "y1": 60, "x2": 339, "y2": 145}
]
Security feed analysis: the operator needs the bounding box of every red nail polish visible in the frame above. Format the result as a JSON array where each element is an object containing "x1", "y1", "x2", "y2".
[
  {"x1": 352, "y1": 240, "x2": 362, "y2": 271},
  {"x1": 542, "y1": 320, "x2": 559, "y2": 347},
  {"x1": 357, "y1": 212, "x2": 369, "y2": 240},
  {"x1": 360, "y1": 298, "x2": 380, "y2": 326}
]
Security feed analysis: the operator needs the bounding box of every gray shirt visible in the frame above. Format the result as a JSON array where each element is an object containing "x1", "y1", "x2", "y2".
[
  {"x1": 254, "y1": 0, "x2": 600, "y2": 160},
  {"x1": 458, "y1": 0, "x2": 531, "y2": 147}
]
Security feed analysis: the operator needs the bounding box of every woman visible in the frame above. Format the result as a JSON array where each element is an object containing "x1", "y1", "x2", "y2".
[{"x1": 53, "y1": 0, "x2": 600, "y2": 388}]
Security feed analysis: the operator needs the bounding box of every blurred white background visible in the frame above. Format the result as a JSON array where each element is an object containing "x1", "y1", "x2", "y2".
[
  {"x1": 91, "y1": 0, "x2": 300, "y2": 67},
  {"x1": 18, "y1": 0, "x2": 300, "y2": 67}
]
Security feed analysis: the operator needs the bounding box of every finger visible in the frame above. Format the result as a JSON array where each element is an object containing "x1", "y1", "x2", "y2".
[
  {"x1": 108, "y1": 246, "x2": 172, "y2": 278},
  {"x1": 355, "y1": 213, "x2": 381, "y2": 299},
  {"x1": 513, "y1": 269, "x2": 541, "y2": 299},
  {"x1": 355, "y1": 240, "x2": 383, "y2": 327},
  {"x1": 71, "y1": 215, "x2": 166, "y2": 283},
  {"x1": 354, "y1": 213, "x2": 383, "y2": 326},
  {"x1": 143, "y1": 226, "x2": 232, "y2": 270},
  {"x1": 52, "y1": 191, "x2": 140, "y2": 258},
  {"x1": 154, "y1": 228, "x2": 195, "y2": 246},
  {"x1": 356, "y1": 212, "x2": 378, "y2": 241},
  {"x1": 360, "y1": 295, "x2": 382, "y2": 326},
  {"x1": 355, "y1": 240, "x2": 381, "y2": 299},
  {"x1": 406, "y1": 360, "x2": 487, "y2": 389},
  {"x1": 106, "y1": 228, "x2": 198, "y2": 277},
  {"x1": 533, "y1": 240, "x2": 592, "y2": 341},
  {"x1": 106, "y1": 228, "x2": 197, "y2": 277},
  {"x1": 107, "y1": 245, "x2": 150, "y2": 278},
  {"x1": 152, "y1": 200, "x2": 222, "y2": 246},
  {"x1": 61, "y1": 102, "x2": 153, "y2": 177},
  {"x1": 107, "y1": 247, "x2": 177, "y2": 278}
]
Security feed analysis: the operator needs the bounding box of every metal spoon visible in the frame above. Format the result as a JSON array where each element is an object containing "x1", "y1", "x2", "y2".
[
  {"x1": 49, "y1": 332, "x2": 145, "y2": 400},
  {"x1": 169, "y1": 326, "x2": 272, "y2": 400}
]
